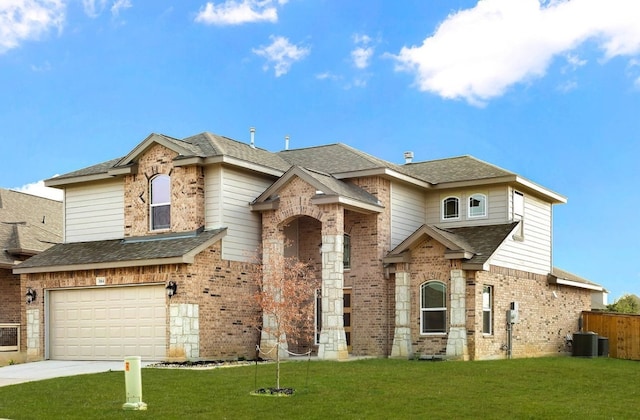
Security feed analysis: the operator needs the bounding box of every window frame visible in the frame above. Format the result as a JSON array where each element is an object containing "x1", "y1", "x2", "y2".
[
  {"x1": 441, "y1": 196, "x2": 460, "y2": 220},
  {"x1": 482, "y1": 285, "x2": 493, "y2": 335},
  {"x1": 343, "y1": 233, "x2": 351, "y2": 270},
  {"x1": 468, "y1": 193, "x2": 487, "y2": 218},
  {"x1": 420, "y1": 281, "x2": 447, "y2": 335},
  {"x1": 150, "y1": 174, "x2": 171, "y2": 231}
]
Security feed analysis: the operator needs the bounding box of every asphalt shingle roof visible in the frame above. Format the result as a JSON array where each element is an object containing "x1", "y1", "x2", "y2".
[
  {"x1": 15, "y1": 228, "x2": 226, "y2": 270},
  {"x1": 402, "y1": 156, "x2": 514, "y2": 184},
  {"x1": 442, "y1": 222, "x2": 519, "y2": 265},
  {"x1": 0, "y1": 189, "x2": 62, "y2": 267}
]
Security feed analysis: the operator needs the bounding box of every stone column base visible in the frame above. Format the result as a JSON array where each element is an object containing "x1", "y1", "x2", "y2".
[{"x1": 318, "y1": 328, "x2": 348, "y2": 360}]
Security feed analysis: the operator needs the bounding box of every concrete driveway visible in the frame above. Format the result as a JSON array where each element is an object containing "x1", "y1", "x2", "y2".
[{"x1": 0, "y1": 360, "x2": 154, "y2": 387}]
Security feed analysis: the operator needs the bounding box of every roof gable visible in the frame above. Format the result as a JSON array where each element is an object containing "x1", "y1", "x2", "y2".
[
  {"x1": 251, "y1": 166, "x2": 383, "y2": 214},
  {"x1": 384, "y1": 222, "x2": 519, "y2": 270}
]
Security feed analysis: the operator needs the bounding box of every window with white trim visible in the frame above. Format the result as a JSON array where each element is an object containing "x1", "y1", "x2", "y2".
[
  {"x1": 442, "y1": 196, "x2": 459, "y2": 220},
  {"x1": 150, "y1": 174, "x2": 171, "y2": 230},
  {"x1": 482, "y1": 285, "x2": 493, "y2": 335},
  {"x1": 420, "y1": 281, "x2": 447, "y2": 334},
  {"x1": 468, "y1": 193, "x2": 487, "y2": 218}
]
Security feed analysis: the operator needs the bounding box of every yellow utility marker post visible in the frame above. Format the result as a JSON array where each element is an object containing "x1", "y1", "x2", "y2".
[{"x1": 122, "y1": 356, "x2": 147, "y2": 410}]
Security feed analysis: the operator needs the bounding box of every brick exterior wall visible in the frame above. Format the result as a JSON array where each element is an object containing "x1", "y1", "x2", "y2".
[
  {"x1": 124, "y1": 144, "x2": 205, "y2": 237},
  {"x1": 406, "y1": 236, "x2": 462, "y2": 357},
  {"x1": 0, "y1": 269, "x2": 21, "y2": 323},
  {"x1": 22, "y1": 240, "x2": 261, "y2": 361},
  {"x1": 468, "y1": 266, "x2": 587, "y2": 359}
]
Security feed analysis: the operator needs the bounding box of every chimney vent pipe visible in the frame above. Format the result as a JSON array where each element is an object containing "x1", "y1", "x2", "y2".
[
  {"x1": 404, "y1": 151, "x2": 414, "y2": 164},
  {"x1": 285, "y1": 135, "x2": 290, "y2": 150},
  {"x1": 250, "y1": 127, "x2": 256, "y2": 148}
]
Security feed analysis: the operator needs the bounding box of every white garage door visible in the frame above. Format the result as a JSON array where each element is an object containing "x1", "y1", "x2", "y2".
[{"x1": 49, "y1": 285, "x2": 166, "y2": 361}]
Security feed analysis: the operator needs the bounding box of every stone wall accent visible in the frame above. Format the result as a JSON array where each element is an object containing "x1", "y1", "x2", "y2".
[
  {"x1": 445, "y1": 269, "x2": 469, "y2": 360},
  {"x1": 124, "y1": 143, "x2": 205, "y2": 237},
  {"x1": 26, "y1": 308, "x2": 39, "y2": 360},
  {"x1": 169, "y1": 303, "x2": 199, "y2": 360},
  {"x1": 391, "y1": 268, "x2": 412, "y2": 358},
  {"x1": 318, "y1": 232, "x2": 348, "y2": 360}
]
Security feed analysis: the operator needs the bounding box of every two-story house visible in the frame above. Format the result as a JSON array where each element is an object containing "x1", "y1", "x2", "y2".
[{"x1": 14, "y1": 131, "x2": 602, "y2": 361}]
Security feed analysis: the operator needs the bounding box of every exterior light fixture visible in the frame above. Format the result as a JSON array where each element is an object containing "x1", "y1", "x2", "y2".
[
  {"x1": 26, "y1": 287, "x2": 37, "y2": 304},
  {"x1": 166, "y1": 281, "x2": 177, "y2": 298}
]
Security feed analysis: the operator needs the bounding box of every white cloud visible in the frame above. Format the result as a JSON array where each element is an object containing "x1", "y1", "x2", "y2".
[
  {"x1": 351, "y1": 33, "x2": 374, "y2": 69},
  {"x1": 82, "y1": 0, "x2": 107, "y2": 18},
  {"x1": 195, "y1": 0, "x2": 280, "y2": 25},
  {"x1": 352, "y1": 47, "x2": 373, "y2": 69},
  {"x1": 111, "y1": 0, "x2": 131, "y2": 17},
  {"x1": 316, "y1": 71, "x2": 341, "y2": 81},
  {"x1": 0, "y1": 0, "x2": 66, "y2": 54},
  {"x1": 392, "y1": 0, "x2": 640, "y2": 105},
  {"x1": 253, "y1": 35, "x2": 310, "y2": 77},
  {"x1": 13, "y1": 180, "x2": 63, "y2": 201}
]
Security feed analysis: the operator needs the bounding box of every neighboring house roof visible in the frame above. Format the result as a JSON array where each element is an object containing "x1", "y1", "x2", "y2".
[
  {"x1": 383, "y1": 222, "x2": 519, "y2": 271},
  {"x1": 0, "y1": 189, "x2": 62, "y2": 269},
  {"x1": 549, "y1": 267, "x2": 604, "y2": 292},
  {"x1": 13, "y1": 228, "x2": 226, "y2": 274}
]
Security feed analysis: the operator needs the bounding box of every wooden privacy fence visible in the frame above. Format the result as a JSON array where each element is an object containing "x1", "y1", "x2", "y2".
[{"x1": 582, "y1": 311, "x2": 640, "y2": 360}]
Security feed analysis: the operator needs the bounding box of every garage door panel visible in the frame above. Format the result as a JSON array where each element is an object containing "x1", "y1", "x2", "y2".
[{"x1": 49, "y1": 285, "x2": 166, "y2": 361}]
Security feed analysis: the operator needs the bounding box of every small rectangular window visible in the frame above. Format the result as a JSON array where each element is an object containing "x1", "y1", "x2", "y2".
[
  {"x1": 482, "y1": 285, "x2": 493, "y2": 335},
  {"x1": 343, "y1": 234, "x2": 351, "y2": 269}
]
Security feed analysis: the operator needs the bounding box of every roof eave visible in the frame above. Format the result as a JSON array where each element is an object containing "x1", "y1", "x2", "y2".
[
  {"x1": 548, "y1": 276, "x2": 603, "y2": 291},
  {"x1": 13, "y1": 256, "x2": 190, "y2": 274},
  {"x1": 203, "y1": 156, "x2": 286, "y2": 177},
  {"x1": 311, "y1": 195, "x2": 383, "y2": 214},
  {"x1": 45, "y1": 173, "x2": 116, "y2": 187},
  {"x1": 334, "y1": 168, "x2": 432, "y2": 189}
]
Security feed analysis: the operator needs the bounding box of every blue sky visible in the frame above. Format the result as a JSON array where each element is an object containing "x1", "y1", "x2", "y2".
[{"x1": 2, "y1": 0, "x2": 639, "y2": 301}]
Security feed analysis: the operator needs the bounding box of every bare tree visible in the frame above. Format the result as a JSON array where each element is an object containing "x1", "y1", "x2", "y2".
[{"x1": 252, "y1": 245, "x2": 317, "y2": 390}]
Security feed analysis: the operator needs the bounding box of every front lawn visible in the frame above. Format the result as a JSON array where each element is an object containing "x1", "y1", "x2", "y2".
[{"x1": 0, "y1": 357, "x2": 636, "y2": 419}]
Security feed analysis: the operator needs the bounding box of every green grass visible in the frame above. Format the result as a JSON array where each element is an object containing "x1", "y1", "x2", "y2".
[{"x1": 0, "y1": 357, "x2": 638, "y2": 419}]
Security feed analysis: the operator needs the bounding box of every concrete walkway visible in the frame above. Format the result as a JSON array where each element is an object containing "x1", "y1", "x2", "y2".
[{"x1": 0, "y1": 360, "x2": 154, "y2": 387}]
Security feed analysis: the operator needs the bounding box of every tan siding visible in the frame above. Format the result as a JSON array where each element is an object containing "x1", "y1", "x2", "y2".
[
  {"x1": 391, "y1": 182, "x2": 426, "y2": 248},
  {"x1": 206, "y1": 167, "x2": 272, "y2": 262},
  {"x1": 65, "y1": 181, "x2": 124, "y2": 242},
  {"x1": 204, "y1": 166, "x2": 223, "y2": 227},
  {"x1": 489, "y1": 193, "x2": 552, "y2": 274},
  {"x1": 425, "y1": 186, "x2": 509, "y2": 227}
]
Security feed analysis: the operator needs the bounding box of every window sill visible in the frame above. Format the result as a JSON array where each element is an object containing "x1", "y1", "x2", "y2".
[{"x1": 420, "y1": 333, "x2": 447, "y2": 336}]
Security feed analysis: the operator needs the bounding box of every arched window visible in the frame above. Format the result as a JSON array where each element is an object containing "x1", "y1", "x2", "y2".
[
  {"x1": 420, "y1": 281, "x2": 447, "y2": 334},
  {"x1": 468, "y1": 193, "x2": 487, "y2": 218},
  {"x1": 442, "y1": 196, "x2": 459, "y2": 220},
  {"x1": 150, "y1": 174, "x2": 170, "y2": 230}
]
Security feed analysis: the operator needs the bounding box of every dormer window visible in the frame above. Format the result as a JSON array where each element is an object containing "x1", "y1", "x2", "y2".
[
  {"x1": 468, "y1": 193, "x2": 487, "y2": 218},
  {"x1": 442, "y1": 196, "x2": 459, "y2": 220},
  {"x1": 150, "y1": 174, "x2": 170, "y2": 230}
]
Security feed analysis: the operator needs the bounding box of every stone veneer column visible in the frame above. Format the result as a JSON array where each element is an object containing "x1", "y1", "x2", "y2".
[
  {"x1": 26, "y1": 308, "x2": 40, "y2": 360},
  {"x1": 169, "y1": 303, "x2": 200, "y2": 360},
  {"x1": 445, "y1": 269, "x2": 469, "y2": 360},
  {"x1": 317, "y1": 233, "x2": 349, "y2": 360},
  {"x1": 391, "y1": 267, "x2": 412, "y2": 358},
  {"x1": 259, "y1": 237, "x2": 289, "y2": 359}
]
